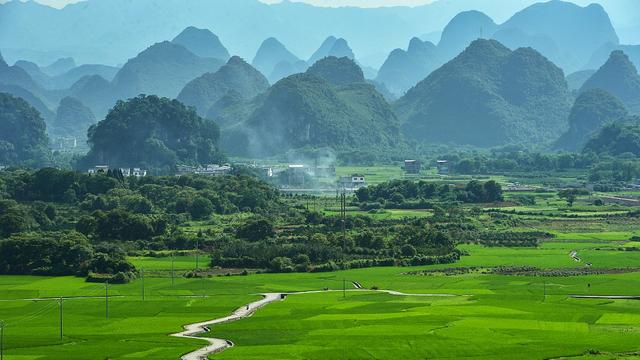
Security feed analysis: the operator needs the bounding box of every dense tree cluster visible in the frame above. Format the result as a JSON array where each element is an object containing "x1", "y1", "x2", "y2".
[
  {"x1": 213, "y1": 214, "x2": 461, "y2": 273},
  {"x1": 0, "y1": 231, "x2": 133, "y2": 279},
  {"x1": 0, "y1": 93, "x2": 50, "y2": 166},
  {"x1": 584, "y1": 120, "x2": 640, "y2": 157},
  {"x1": 0, "y1": 168, "x2": 281, "y2": 277},
  {"x1": 355, "y1": 179, "x2": 503, "y2": 208},
  {"x1": 81, "y1": 95, "x2": 224, "y2": 173}
]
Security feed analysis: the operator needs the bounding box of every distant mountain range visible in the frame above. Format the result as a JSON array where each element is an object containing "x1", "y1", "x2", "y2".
[
  {"x1": 394, "y1": 39, "x2": 573, "y2": 147},
  {"x1": 0, "y1": 0, "x2": 634, "y2": 68},
  {"x1": 377, "y1": 1, "x2": 621, "y2": 96}
]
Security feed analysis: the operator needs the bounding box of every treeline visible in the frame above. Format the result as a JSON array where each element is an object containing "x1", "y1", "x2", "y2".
[
  {"x1": 207, "y1": 212, "x2": 462, "y2": 273},
  {"x1": 0, "y1": 168, "x2": 282, "y2": 279},
  {"x1": 0, "y1": 231, "x2": 134, "y2": 282},
  {"x1": 355, "y1": 180, "x2": 503, "y2": 209}
]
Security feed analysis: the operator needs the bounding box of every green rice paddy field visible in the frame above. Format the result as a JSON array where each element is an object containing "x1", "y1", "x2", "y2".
[{"x1": 2, "y1": 230, "x2": 640, "y2": 359}]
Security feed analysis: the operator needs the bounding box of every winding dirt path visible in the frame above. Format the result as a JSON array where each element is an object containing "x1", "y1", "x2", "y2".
[
  {"x1": 171, "y1": 289, "x2": 460, "y2": 360},
  {"x1": 171, "y1": 293, "x2": 285, "y2": 360}
]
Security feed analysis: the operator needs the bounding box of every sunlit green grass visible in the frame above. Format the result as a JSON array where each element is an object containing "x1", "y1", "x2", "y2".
[{"x1": 2, "y1": 231, "x2": 640, "y2": 359}]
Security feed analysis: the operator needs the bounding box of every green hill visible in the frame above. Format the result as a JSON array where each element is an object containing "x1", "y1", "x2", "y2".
[
  {"x1": 177, "y1": 56, "x2": 269, "y2": 117},
  {"x1": 556, "y1": 89, "x2": 628, "y2": 151},
  {"x1": 0, "y1": 92, "x2": 49, "y2": 166},
  {"x1": 223, "y1": 73, "x2": 400, "y2": 156},
  {"x1": 394, "y1": 39, "x2": 572, "y2": 147},
  {"x1": 584, "y1": 118, "x2": 640, "y2": 156},
  {"x1": 580, "y1": 50, "x2": 640, "y2": 114},
  {"x1": 81, "y1": 95, "x2": 224, "y2": 173},
  {"x1": 306, "y1": 56, "x2": 364, "y2": 86},
  {"x1": 111, "y1": 41, "x2": 223, "y2": 99}
]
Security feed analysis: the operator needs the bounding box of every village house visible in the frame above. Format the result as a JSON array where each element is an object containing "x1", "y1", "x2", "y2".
[
  {"x1": 436, "y1": 160, "x2": 450, "y2": 175},
  {"x1": 404, "y1": 160, "x2": 422, "y2": 174},
  {"x1": 338, "y1": 174, "x2": 367, "y2": 190}
]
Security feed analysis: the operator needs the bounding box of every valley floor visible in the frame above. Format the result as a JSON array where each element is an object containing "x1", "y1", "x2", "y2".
[{"x1": 2, "y1": 233, "x2": 640, "y2": 359}]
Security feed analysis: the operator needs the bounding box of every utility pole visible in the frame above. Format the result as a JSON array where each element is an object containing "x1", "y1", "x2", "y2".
[
  {"x1": 171, "y1": 253, "x2": 175, "y2": 287},
  {"x1": 105, "y1": 281, "x2": 109, "y2": 320},
  {"x1": 58, "y1": 297, "x2": 64, "y2": 341},
  {"x1": 195, "y1": 241, "x2": 199, "y2": 271},
  {"x1": 343, "y1": 278, "x2": 346, "y2": 298},
  {"x1": 1, "y1": 320, "x2": 4, "y2": 360},
  {"x1": 341, "y1": 189, "x2": 346, "y2": 253},
  {"x1": 141, "y1": 268, "x2": 145, "y2": 302}
]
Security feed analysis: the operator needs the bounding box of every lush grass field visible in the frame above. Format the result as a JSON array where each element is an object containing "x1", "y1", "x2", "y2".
[
  {"x1": 2, "y1": 233, "x2": 640, "y2": 359},
  {"x1": 3, "y1": 185, "x2": 640, "y2": 359}
]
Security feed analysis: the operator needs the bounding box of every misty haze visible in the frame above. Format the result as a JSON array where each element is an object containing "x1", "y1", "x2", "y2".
[{"x1": 1, "y1": 0, "x2": 640, "y2": 359}]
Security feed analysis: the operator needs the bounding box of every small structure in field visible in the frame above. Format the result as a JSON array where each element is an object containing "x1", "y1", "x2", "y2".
[
  {"x1": 404, "y1": 160, "x2": 421, "y2": 174},
  {"x1": 436, "y1": 160, "x2": 449, "y2": 175},
  {"x1": 338, "y1": 174, "x2": 366, "y2": 190},
  {"x1": 176, "y1": 164, "x2": 232, "y2": 176},
  {"x1": 129, "y1": 168, "x2": 148, "y2": 178},
  {"x1": 88, "y1": 165, "x2": 109, "y2": 174}
]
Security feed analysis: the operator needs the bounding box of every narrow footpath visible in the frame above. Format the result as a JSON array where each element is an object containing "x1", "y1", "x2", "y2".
[{"x1": 171, "y1": 288, "x2": 460, "y2": 360}]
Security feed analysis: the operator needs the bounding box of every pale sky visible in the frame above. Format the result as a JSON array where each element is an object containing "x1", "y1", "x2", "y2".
[{"x1": 5, "y1": 0, "x2": 437, "y2": 8}]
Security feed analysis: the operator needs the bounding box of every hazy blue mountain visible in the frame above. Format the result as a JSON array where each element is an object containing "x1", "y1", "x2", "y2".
[
  {"x1": 308, "y1": 37, "x2": 355, "y2": 65},
  {"x1": 0, "y1": 52, "x2": 42, "y2": 94},
  {"x1": 177, "y1": 56, "x2": 269, "y2": 117},
  {"x1": 53, "y1": 64, "x2": 119, "y2": 89},
  {"x1": 111, "y1": 41, "x2": 224, "y2": 99},
  {"x1": 556, "y1": 88, "x2": 629, "y2": 150},
  {"x1": 566, "y1": 70, "x2": 596, "y2": 91},
  {"x1": 586, "y1": 43, "x2": 640, "y2": 71},
  {"x1": 395, "y1": 39, "x2": 572, "y2": 147},
  {"x1": 223, "y1": 72, "x2": 401, "y2": 156},
  {"x1": 497, "y1": 1, "x2": 618, "y2": 73},
  {"x1": 438, "y1": 10, "x2": 498, "y2": 60},
  {"x1": 252, "y1": 37, "x2": 300, "y2": 82},
  {"x1": 269, "y1": 60, "x2": 308, "y2": 85},
  {"x1": 172, "y1": 26, "x2": 230, "y2": 61},
  {"x1": 14, "y1": 60, "x2": 119, "y2": 90},
  {"x1": 41, "y1": 57, "x2": 76, "y2": 76},
  {"x1": 306, "y1": 57, "x2": 364, "y2": 86},
  {"x1": 51, "y1": 96, "x2": 96, "y2": 139},
  {"x1": 0, "y1": 0, "x2": 500, "y2": 66},
  {"x1": 580, "y1": 50, "x2": 640, "y2": 113},
  {"x1": 0, "y1": 0, "x2": 629, "y2": 69},
  {"x1": 376, "y1": 38, "x2": 440, "y2": 96},
  {"x1": 14, "y1": 60, "x2": 50, "y2": 87},
  {"x1": 69, "y1": 75, "x2": 114, "y2": 119},
  {"x1": 0, "y1": 83, "x2": 55, "y2": 124}
]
